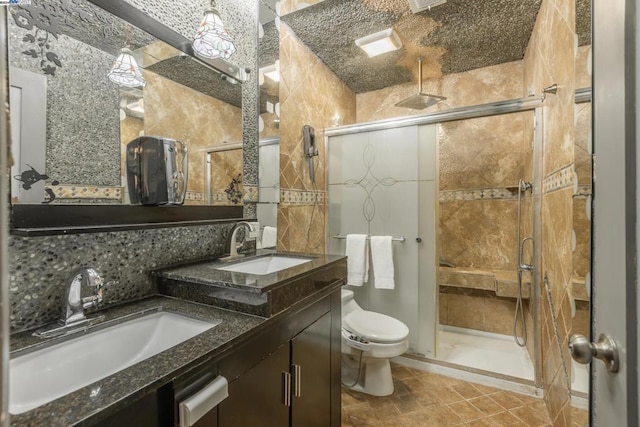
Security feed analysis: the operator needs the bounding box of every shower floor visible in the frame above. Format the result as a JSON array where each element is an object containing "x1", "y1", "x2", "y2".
[{"x1": 436, "y1": 326, "x2": 535, "y2": 381}]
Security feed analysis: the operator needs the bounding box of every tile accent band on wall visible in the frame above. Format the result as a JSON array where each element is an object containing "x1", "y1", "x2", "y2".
[
  {"x1": 280, "y1": 189, "x2": 325, "y2": 205},
  {"x1": 185, "y1": 192, "x2": 205, "y2": 202},
  {"x1": 243, "y1": 185, "x2": 259, "y2": 203},
  {"x1": 543, "y1": 164, "x2": 576, "y2": 194},
  {"x1": 46, "y1": 185, "x2": 123, "y2": 202},
  {"x1": 439, "y1": 187, "x2": 520, "y2": 202}
]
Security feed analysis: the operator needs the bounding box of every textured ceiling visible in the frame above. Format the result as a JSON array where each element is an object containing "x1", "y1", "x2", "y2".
[
  {"x1": 576, "y1": 0, "x2": 591, "y2": 46},
  {"x1": 281, "y1": 0, "x2": 590, "y2": 94}
]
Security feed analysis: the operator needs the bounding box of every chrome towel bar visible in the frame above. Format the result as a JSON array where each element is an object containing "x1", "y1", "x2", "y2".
[{"x1": 332, "y1": 234, "x2": 406, "y2": 243}]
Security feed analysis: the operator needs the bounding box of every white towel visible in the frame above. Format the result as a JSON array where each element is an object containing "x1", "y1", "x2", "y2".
[
  {"x1": 371, "y1": 236, "x2": 395, "y2": 289},
  {"x1": 261, "y1": 226, "x2": 277, "y2": 248},
  {"x1": 346, "y1": 234, "x2": 369, "y2": 286}
]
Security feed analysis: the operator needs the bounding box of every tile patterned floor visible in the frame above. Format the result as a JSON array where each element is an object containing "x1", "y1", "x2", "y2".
[{"x1": 341, "y1": 363, "x2": 589, "y2": 427}]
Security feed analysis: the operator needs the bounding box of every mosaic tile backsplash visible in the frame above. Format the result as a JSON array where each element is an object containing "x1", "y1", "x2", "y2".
[{"x1": 9, "y1": 223, "x2": 234, "y2": 333}]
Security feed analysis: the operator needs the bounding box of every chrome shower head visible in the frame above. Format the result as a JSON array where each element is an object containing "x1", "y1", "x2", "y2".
[{"x1": 395, "y1": 57, "x2": 446, "y2": 110}]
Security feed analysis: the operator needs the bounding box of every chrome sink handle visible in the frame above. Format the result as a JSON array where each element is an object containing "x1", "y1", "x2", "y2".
[{"x1": 63, "y1": 268, "x2": 104, "y2": 326}]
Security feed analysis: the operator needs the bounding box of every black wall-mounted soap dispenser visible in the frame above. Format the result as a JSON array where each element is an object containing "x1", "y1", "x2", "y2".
[{"x1": 126, "y1": 136, "x2": 188, "y2": 206}]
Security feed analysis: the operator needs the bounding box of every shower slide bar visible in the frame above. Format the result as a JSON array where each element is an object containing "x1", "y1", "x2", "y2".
[{"x1": 332, "y1": 234, "x2": 406, "y2": 243}]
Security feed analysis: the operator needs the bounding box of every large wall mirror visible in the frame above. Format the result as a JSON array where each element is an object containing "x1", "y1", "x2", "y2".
[
  {"x1": 7, "y1": 0, "x2": 258, "y2": 229},
  {"x1": 256, "y1": 0, "x2": 279, "y2": 247}
]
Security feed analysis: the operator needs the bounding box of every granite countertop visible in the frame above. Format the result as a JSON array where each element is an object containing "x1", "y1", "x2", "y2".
[
  {"x1": 157, "y1": 250, "x2": 346, "y2": 293},
  {"x1": 9, "y1": 296, "x2": 265, "y2": 427},
  {"x1": 9, "y1": 251, "x2": 347, "y2": 426}
]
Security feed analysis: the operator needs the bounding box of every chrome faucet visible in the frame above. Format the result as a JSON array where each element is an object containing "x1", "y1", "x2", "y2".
[
  {"x1": 33, "y1": 267, "x2": 107, "y2": 338},
  {"x1": 62, "y1": 267, "x2": 105, "y2": 326},
  {"x1": 224, "y1": 221, "x2": 254, "y2": 260}
]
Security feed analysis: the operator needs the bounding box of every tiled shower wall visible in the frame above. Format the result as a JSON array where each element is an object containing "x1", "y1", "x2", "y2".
[
  {"x1": 357, "y1": 60, "x2": 535, "y2": 339},
  {"x1": 524, "y1": 0, "x2": 577, "y2": 424},
  {"x1": 276, "y1": 20, "x2": 356, "y2": 254},
  {"x1": 438, "y1": 110, "x2": 534, "y2": 338},
  {"x1": 572, "y1": 45, "x2": 592, "y2": 340}
]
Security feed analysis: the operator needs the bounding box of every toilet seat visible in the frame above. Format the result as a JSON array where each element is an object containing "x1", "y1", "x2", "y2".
[{"x1": 343, "y1": 310, "x2": 409, "y2": 343}]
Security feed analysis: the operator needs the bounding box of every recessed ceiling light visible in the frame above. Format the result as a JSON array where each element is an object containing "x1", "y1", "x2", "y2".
[
  {"x1": 407, "y1": 0, "x2": 447, "y2": 14},
  {"x1": 260, "y1": 64, "x2": 280, "y2": 83},
  {"x1": 355, "y1": 28, "x2": 402, "y2": 58}
]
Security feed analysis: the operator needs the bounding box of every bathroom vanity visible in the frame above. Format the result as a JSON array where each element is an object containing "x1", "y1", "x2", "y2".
[{"x1": 9, "y1": 253, "x2": 346, "y2": 426}]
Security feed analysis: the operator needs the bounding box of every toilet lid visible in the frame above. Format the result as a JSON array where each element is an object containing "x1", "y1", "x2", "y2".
[{"x1": 343, "y1": 311, "x2": 409, "y2": 343}]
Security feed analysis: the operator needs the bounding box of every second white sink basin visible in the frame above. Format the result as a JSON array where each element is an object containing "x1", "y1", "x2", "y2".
[
  {"x1": 216, "y1": 255, "x2": 312, "y2": 275},
  {"x1": 10, "y1": 311, "x2": 218, "y2": 415}
]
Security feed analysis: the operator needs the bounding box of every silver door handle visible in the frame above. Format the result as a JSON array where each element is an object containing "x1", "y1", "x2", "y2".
[
  {"x1": 569, "y1": 333, "x2": 620, "y2": 373},
  {"x1": 282, "y1": 371, "x2": 291, "y2": 407},
  {"x1": 292, "y1": 364, "x2": 301, "y2": 397}
]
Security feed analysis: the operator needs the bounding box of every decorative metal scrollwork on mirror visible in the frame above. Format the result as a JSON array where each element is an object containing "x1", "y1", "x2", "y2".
[{"x1": 7, "y1": 0, "x2": 257, "y2": 232}]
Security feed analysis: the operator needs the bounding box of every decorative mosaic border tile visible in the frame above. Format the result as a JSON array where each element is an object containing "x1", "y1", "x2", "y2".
[
  {"x1": 243, "y1": 185, "x2": 259, "y2": 203},
  {"x1": 46, "y1": 185, "x2": 123, "y2": 201},
  {"x1": 185, "y1": 191, "x2": 205, "y2": 202},
  {"x1": 543, "y1": 164, "x2": 576, "y2": 193},
  {"x1": 280, "y1": 189, "x2": 325, "y2": 205},
  {"x1": 439, "y1": 188, "x2": 517, "y2": 202},
  {"x1": 211, "y1": 193, "x2": 242, "y2": 206}
]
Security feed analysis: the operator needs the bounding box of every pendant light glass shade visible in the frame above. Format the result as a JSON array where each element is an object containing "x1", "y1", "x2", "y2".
[
  {"x1": 108, "y1": 48, "x2": 146, "y2": 88},
  {"x1": 192, "y1": 7, "x2": 237, "y2": 60}
]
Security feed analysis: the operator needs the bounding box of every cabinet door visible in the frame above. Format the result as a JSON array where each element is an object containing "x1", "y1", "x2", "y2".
[
  {"x1": 291, "y1": 312, "x2": 332, "y2": 427},
  {"x1": 218, "y1": 343, "x2": 290, "y2": 427}
]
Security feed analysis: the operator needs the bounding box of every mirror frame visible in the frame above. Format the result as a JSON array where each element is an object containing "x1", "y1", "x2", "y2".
[{"x1": 9, "y1": 0, "x2": 254, "y2": 235}]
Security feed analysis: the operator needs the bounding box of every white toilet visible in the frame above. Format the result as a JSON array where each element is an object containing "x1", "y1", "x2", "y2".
[{"x1": 341, "y1": 289, "x2": 409, "y2": 396}]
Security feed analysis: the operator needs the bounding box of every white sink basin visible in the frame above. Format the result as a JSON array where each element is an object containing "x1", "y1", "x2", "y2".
[
  {"x1": 216, "y1": 255, "x2": 312, "y2": 275},
  {"x1": 10, "y1": 311, "x2": 218, "y2": 414}
]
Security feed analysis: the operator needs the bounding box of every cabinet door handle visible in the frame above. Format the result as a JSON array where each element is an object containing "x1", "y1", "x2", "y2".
[
  {"x1": 282, "y1": 371, "x2": 291, "y2": 407},
  {"x1": 293, "y1": 364, "x2": 302, "y2": 397}
]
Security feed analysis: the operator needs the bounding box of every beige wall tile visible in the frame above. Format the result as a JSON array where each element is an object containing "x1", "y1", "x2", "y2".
[
  {"x1": 142, "y1": 71, "x2": 242, "y2": 199},
  {"x1": 573, "y1": 197, "x2": 591, "y2": 279},
  {"x1": 277, "y1": 25, "x2": 356, "y2": 252},
  {"x1": 446, "y1": 293, "x2": 485, "y2": 330},
  {"x1": 440, "y1": 200, "x2": 519, "y2": 271},
  {"x1": 575, "y1": 45, "x2": 591, "y2": 89},
  {"x1": 357, "y1": 61, "x2": 524, "y2": 123},
  {"x1": 483, "y1": 297, "x2": 518, "y2": 336}
]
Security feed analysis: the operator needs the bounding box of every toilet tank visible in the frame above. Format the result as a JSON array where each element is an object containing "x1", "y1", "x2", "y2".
[{"x1": 341, "y1": 289, "x2": 362, "y2": 315}]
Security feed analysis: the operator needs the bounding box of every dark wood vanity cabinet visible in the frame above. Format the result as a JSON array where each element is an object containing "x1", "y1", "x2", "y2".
[
  {"x1": 92, "y1": 289, "x2": 341, "y2": 427},
  {"x1": 290, "y1": 312, "x2": 332, "y2": 427},
  {"x1": 217, "y1": 291, "x2": 341, "y2": 427},
  {"x1": 218, "y1": 343, "x2": 290, "y2": 426},
  {"x1": 218, "y1": 311, "x2": 333, "y2": 427}
]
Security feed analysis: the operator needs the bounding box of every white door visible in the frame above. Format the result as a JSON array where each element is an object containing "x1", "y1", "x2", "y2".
[{"x1": 583, "y1": 0, "x2": 639, "y2": 425}]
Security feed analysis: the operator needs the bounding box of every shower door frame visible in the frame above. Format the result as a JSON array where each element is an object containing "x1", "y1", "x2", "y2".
[{"x1": 325, "y1": 96, "x2": 545, "y2": 388}]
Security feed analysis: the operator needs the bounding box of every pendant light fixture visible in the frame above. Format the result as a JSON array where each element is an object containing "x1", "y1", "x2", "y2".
[
  {"x1": 108, "y1": 48, "x2": 146, "y2": 88},
  {"x1": 192, "y1": 0, "x2": 237, "y2": 60}
]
